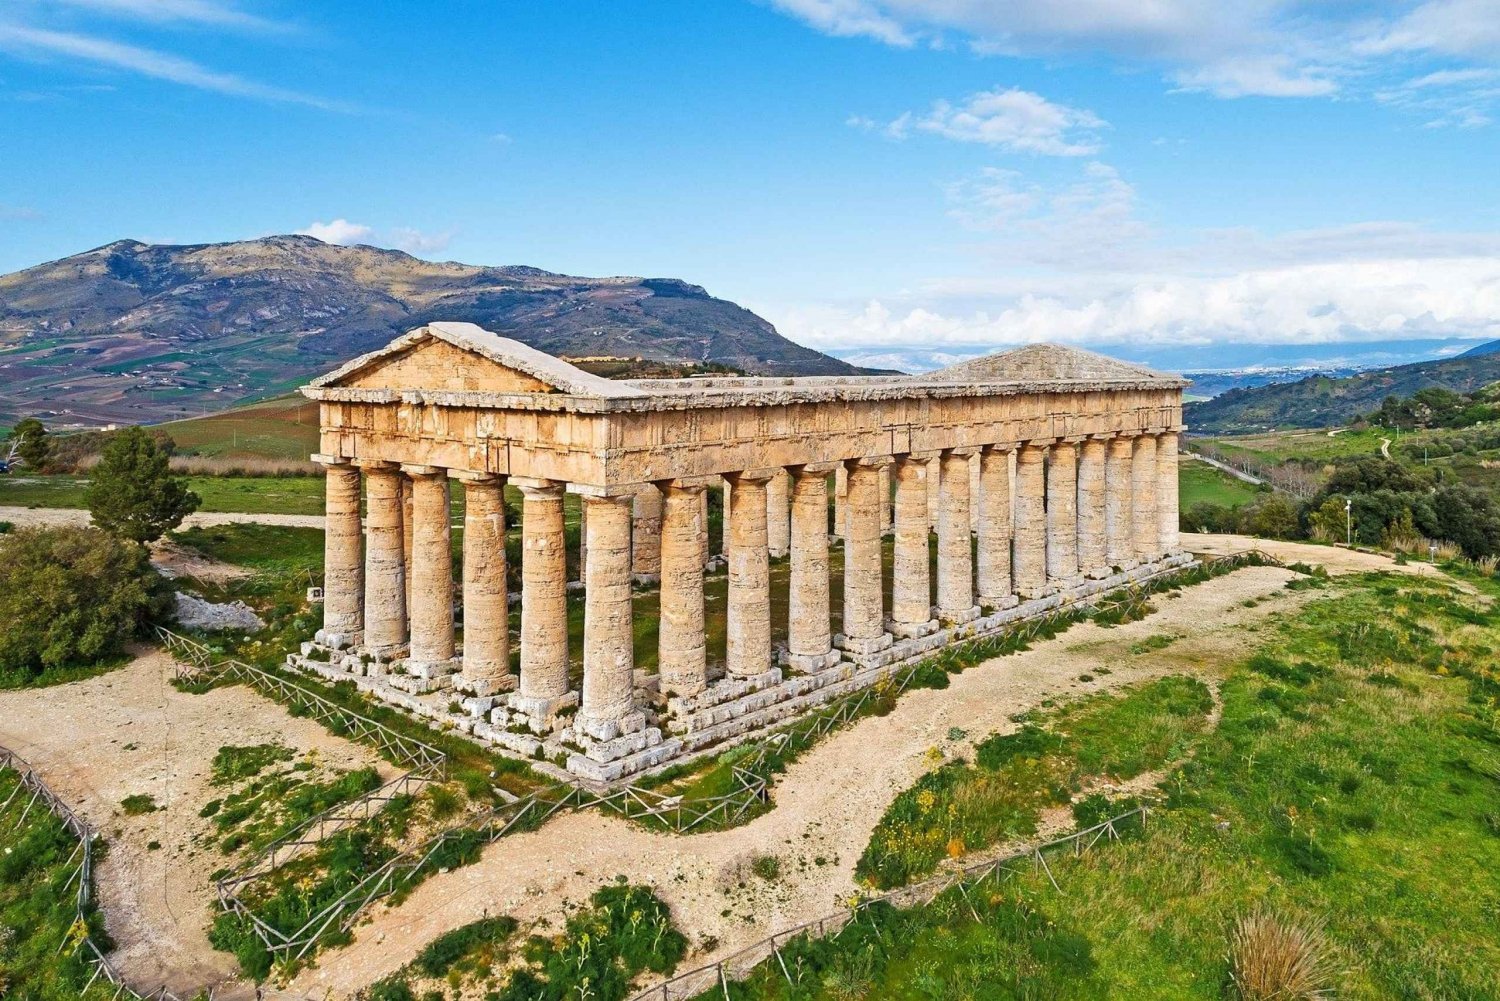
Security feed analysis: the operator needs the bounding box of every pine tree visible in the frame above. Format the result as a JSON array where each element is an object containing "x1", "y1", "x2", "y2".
[{"x1": 85, "y1": 427, "x2": 200, "y2": 543}]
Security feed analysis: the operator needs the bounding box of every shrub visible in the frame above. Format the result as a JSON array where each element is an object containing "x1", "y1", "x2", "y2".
[
  {"x1": 85, "y1": 425, "x2": 200, "y2": 543},
  {"x1": 412, "y1": 915, "x2": 518, "y2": 977},
  {"x1": 0, "y1": 526, "x2": 173, "y2": 683},
  {"x1": 1227, "y1": 909, "x2": 1336, "y2": 1000},
  {"x1": 120, "y1": 793, "x2": 158, "y2": 815}
]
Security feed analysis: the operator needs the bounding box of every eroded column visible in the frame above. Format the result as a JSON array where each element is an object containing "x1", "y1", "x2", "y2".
[
  {"x1": 1013, "y1": 443, "x2": 1048, "y2": 598},
  {"x1": 1046, "y1": 441, "x2": 1079, "y2": 586},
  {"x1": 840, "y1": 458, "x2": 892, "y2": 655},
  {"x1": 631, "y1": 484, "x2": 662, "y2": 582},
  {"x1": 787, "y1": 467, "x2": 838, "y2": 669},
  {"x1": 457, "y1": 473, "x2": 512, "y2": 695},
  {"x1": 890, "y1": 455, "x2": 936, "y2": 636},
  {"x1": 360, "y1": 462, "x2": 407, "y2": 657},
  {"x1": 400, "y1": 474, "x2": 414, "y2": 613},
  {"x1": 726, "y1": 471, "x2": 773, "y2": 678},
  {"x1": 833, "y1": 465, "x2": 848, "y2": 539},
  {"x1": 317, "y1": 459, "x2": 363, "y2": 646},
  {"x1": 937, "y1": 450, "x2": 979, "y2": 622},
  {"x1": 406, "y1": 467, "x2": 456, "y2": 671},
  {"x1": 879, "y1": 465, "x2": 893, "y2": 535},
  {"x1": 1105, "y1": 435, "x2": 1134, "y2": 568},
  {"x1": 1132, "y1": 435, "x2": 1160, "y2": 560},
  {"x1": 511, "y1": 480, "x2": 574, "y2": 728},
  {"x1": 1077, "y1": 437, "x2": 1108, "y2": 578},
  {"x1": 767, "y1": 469, "x2": 791, "y2": 558},
  {"x1": 578, "y1": 493, "x2": 639, "y2": 740},
  {"x1": 1156, "y1": 432, "x2": 1180, "y2": 556},
  {"x1": 659, "y1": 482, "x2": 708, "y2": 698},
  {"x1": 976, "y1": 445, "x2": 1014, "y2": 608}
]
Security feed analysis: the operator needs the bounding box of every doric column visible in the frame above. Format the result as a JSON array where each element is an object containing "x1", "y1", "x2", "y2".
[
  {"x1": 833, "y1": 465, "x2": 848, "y2": 539},
  {"x1": 400, "y1": 474, "x2": 414, "y2": 613},
  {"x1": 404, "y1": 466, "x2": 455, "y2": 669},
  {"x1": 976, "y1": 445, "x2": 1013, "y2": 607},
  {"x1": 1132, "y1": 435, "x2": 1160, "y2": 560},
  {"x1": 577, "y1": 493, "x2": 639, "y2": 740},
  {"x1": 721, "y1": 478, "x2": 733, "y2": 557},
  {"x1": 726, "y1": 471, "x2": 773, "y2": 677},
  {"x1": 926, "y1": 459, "x2": 940, "y2": 532},
  {"x1": 700, "y1": 489, "x2": 714, "y2": 570},
  {"x1": 456, "y1": 473, "x2": 512, "y2": 694},
  {"x1": 576, "y1": 499, "x2": 588, "y2": 584},
  {"x1": 767, "y1": 469, "x2": 791, "y2": 558},
  {"x1": 1105, "y1": 435, "x2": 1134, "y2": 568},
  {"x1": 1013, "y1": 443, "x2": 1048, "y2": 598},
  {"x1": 840, "y1": 458, "x2": 892, "y2": 655},
  {"x1": 969, "y1": 455, "x2": 981, "y2": 532},
  {"x1": 316, "y1": 458, "x2": 363, "y2": 646},
  {"x1": 889, "y1": 455, "x2": 936, "y2": 636},
  {"x1": 879, "y1": 465, "x2": 893, "y2": 535},
  {"x1": 1077, "y1": 437, "x2": 1108, "y2": 578},
  {"x1": 511, "y1": 480, "x2": 573, "y2": 728},
  {"x1": 787, "y1": 466, "x2": 838, "y2": 669},
  {"x1": 658, "y1": 482, "x2": 708, "y2": 698},
  {"x1": 937, "y1": 450, "x2": 979, "y2": 622},
  {"x1": 1046, "y1": 441, "x2": 1080, "y2": 585},
  {"x1": 631, "y1": 484, "x2": 662, "y2": 582},
  {"x1": 358, "y1": 462, "x2": 407, "y2": 657},
  {"x1": 1156, "y1": 432, "x2": 1181, "y2": 555}
]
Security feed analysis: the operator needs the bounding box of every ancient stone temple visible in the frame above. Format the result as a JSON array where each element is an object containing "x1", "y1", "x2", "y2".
[{"x1": 293, "y1": 322, "x2": 1190, "y2": 782}]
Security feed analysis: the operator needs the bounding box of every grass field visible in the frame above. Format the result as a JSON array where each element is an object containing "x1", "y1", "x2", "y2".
[
  {"x1": 707, "y1": 569, "x2": 1500, "y2": 1000},
  {"x1": 1198, "y1": 427, "x2": 1391, "y2": 466},
  {"x1": 157, "y1": 394, "x2": 321, "y2": 460},
  {"x1": 0, "y1": 473, "x2": 325, "y2": 515},
  {"x1": 1178, "y1": 459, "x2": 1263, "y2": 509}
]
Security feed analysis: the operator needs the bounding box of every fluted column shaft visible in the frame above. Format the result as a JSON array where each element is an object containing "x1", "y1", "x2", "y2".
[
  {"x1": 721, "y1": 479, "x2": 733, "y2": 556},
  {"x1": 767, "y1": 470, "x2": 791, "y2": 558},
  {"x1": 321, "y1": 463, "x2": 364, "y2": 641},
  {"x1": 976, "y1": 446, "x2": 1012, "y2": 606},
  {"x1": 632, "y1": 485, "x2": 662, "y2": 579},
  {"x1": 361, "y1": 465, "x2": 407, "y2": 655},
  {"x1": 833, "y1": 465, "x2": 848, "y2": 539},
  {"x1": 407, "y1": 469, "x2": 455, "y2": 665},
  {"x1": 1131, "y1": 435, "x2": 1159, "y2": 559},
  {"x1": 518, "y1": 482, "x2": 569, "y2": 707},
  {"x1": 879, "y1": 465, "x2": 893, "y2": 535},
  {"x1": 1156, "y1": 432, "x2": 1180, "y2": 555},
  {"x1": 659, "y1": 484, "x2": 707, "y2": 697},
  {"x1": 1013, "y1": 444, "x2": 1048, "y2": 597},
  {"x1": 1077, "y1": 438, "x2": 1108, "y2": 577},
  {"x1": 937, "y1": 451, "x2": 977, "y2": 619},
  {"x1": 788, "y1": 469, "x2": 834, "y2": 663},
  {"x1": 459, "y1": 476, "x2": 511, "y2": 693},
  {"x1": 726, "y1": 472, "x2": 772, "y2": 677},
  {"x1": 400, "y1": 475, "x2": 414, "y2": 613},
  {"x1": 841, "y1": 460, "x2": 889, "y2": 651},
  {"x1": 579, "y1": 494, "x2": 636, "y2": 736},
  {"x1": 1046, "y1": 442, "x2": 1079, "y2": 584},
  {"x1": 926, "y1": 461, "x2": 940, "y2": 532},
  {"x1": 891, "y1": 456, "x2": 935, "y2": 630},
  {"x1": 1105, "y1": 436, "x2": 1134, "y2": 567}
]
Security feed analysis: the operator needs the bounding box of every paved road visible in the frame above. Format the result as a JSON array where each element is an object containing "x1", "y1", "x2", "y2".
[
  {"x1": 1182, "y1": 451, "x2": 1265, "y2": 486},
  {"x1": 0, "y1": 505, "x2": 325, "y2": 529}
]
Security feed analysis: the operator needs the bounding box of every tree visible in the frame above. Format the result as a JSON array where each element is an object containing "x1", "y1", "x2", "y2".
[
  {"x1": 0, "y1": 526, "x2": 173, "y2": 681},
  {"x1": 1307, "y1": 497, "x2": 1346, "y2": 543},
  {"x1": 85, "y1": 426, "x2": 199, "y2": 543},
  {"x1": 1433, "y1": 484, "x2": 1500, "y2": 560},
  {"x1": 1241, "y1": 494, "x2": 1301, "y2": 540},
  {"x1": 4, "y1": 417, "x2": 50, "y2": 469}
]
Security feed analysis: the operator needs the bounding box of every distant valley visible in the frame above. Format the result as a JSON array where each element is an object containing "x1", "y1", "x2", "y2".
[{"x1": 0, "y1": 235, "x2": 864, "y2": 426}]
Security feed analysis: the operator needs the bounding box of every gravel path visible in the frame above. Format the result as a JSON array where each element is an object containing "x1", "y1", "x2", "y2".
[
  {"x1": 289, "y1": 563, "x2": 1314, "y2": 998},
  {"x1": 0, "y1": 505, "x2": 325, "y2": 529}
]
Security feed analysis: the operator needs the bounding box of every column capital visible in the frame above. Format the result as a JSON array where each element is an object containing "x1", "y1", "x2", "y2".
[
  {"x1": 980, "y1": 442, "x2": 1017, "y2": 455},
  {"x1": 843, "y1": 455, "x2": 892, "y2": 470},
  {"x1": 513, "y1": 477, "x2": 565, "y2": 499},
  {"x1": 310, "y1": 452, "x2": 352, "y2": 467},
  {"x1": 656, "y1": 475, "x2": 717, "y2": 492},
  {"x1": 942, "y1": 446, "x2": 982, "y2": 457},
  {"x1": 726, "y1": 467, "x2": 780, "y2": 484},
  {"x1": 450, "y1": 469, "x2": 503, "y2": 484},
  {"x1": 400, "y1": 463, "x2": 445, "y2": 478},
  {"x1": 1021, "y1": 437, "x2": 1057, "y2": 449},
  {"x1": 788, "y1": 461, "x2": 843, "y2": 476},
  {"x1": 351, "y1": 457, "x2": 399, "y2": 471},
  {"x1": 894, "y1": 452, "x2": 935, "y2": 466},
  {"x1": 567, "y1": 482, "x2": 640, "y2": 498},
  {"x1": 1058, "y1": 435, "x2": 1089, "y2": 445}
]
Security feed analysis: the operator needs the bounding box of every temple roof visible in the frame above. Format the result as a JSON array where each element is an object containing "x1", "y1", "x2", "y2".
[{"x1": 927, "y1": 343, "x2": 1182, "y2": 385}]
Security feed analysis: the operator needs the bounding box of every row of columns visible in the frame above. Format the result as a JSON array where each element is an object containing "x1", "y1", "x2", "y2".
[{"x1": 319, "y1": 430, "x2": 1179, "y2": 735}]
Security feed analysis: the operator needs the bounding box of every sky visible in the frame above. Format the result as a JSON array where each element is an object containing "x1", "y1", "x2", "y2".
[{"x1": 1, "y1": 0, "x2": 1498, "y2": 371}]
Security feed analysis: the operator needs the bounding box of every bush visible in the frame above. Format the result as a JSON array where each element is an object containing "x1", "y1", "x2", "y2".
[
  {"x1": 0, "y1": 526, "x2": 173, "y2": 683},
  {"x1": 1227, "y1": 909, "x2": 1336, "y2": 1000}
]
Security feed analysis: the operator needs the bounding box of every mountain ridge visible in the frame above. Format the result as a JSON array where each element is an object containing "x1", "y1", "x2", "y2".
[{"x1": 0, "y1": 235, "x2": 862, "y2": 425}]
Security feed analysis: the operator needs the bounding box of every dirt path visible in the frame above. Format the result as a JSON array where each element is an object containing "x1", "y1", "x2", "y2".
[
  {"x1": 1381, "y1": 437, "x2": 1392, "y2": 458},
  {"x1": 287, "y1": 564, "x2": 1317, "y2": 998},
  {"x1": 152, "y1": 538, "x2": 253, "y2": 583},
  {"x1": 0, "y1": 505, "x2": 324, "y2": 530},
  {"x1": 1184, "y1": 532, "x2": 1450, "y2": 579},
  {"x1": 0, "y1": 649, "x2": 389, "y2": 1001}
]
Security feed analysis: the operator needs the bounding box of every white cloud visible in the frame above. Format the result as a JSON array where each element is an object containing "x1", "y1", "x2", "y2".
[
  {"x1": 47, "y1": 0, "x2": 279, "y2": 31},
  {"x1": 0, "y1": 204, "x2": 43, "y2": 221},
  {"x1": 298, "y1": 219, "x2": 374, "y2": 245},
  {"x1": 862, "y1": 86, "x2": 1105, "y2": 155},
  {"x1": 0, "y1": 22, "x2": 339, "y2": 108},
  {"x1": 387, "y1": 227, "x2": 454, "y2": 255},
  {"x1": 1170, "y1": 55, "x2": 1337, "y2": 98}
]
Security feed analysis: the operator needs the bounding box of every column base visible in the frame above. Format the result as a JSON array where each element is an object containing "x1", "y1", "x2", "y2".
[
  {"x1": 572, "y1": 709, "x2": 647, "y2": 743},
  {"x1": 1083, "y1": 566, "x2": 1112, "y2": 580},
  {"x1": 401, "y1": 656, "x2": 461, "y2": 680},
  {"x1": 1046, "y1": 576, "x2": 1085, "y2": 592},
  {"x1": 978, "y1": 593, "x2": 1021, "y2": 612},
  {"x1": 836, "y1": 631, "x2": 893, "y2": 656},
  {"x1": 314, "y1": 629, "x2": 362, "y2": 650},
  {"x1": 507, "y1": 691, "x2": 579, "y2": 734},
  {"x1": 937, "y1": 605, "x2": 981, "y2": 625},
  {"x1": 364, "y1": 642, "x2": 408, "y2": 662},
  {"x1": 454, "y1": 672, "x2": 518, "y2": 697},
  {"x1": 885, "y1": 617, "x2": 939, "y2": 639},
  {"x1": 782, "y1": 648, "x2": 843, "y2": 673}
]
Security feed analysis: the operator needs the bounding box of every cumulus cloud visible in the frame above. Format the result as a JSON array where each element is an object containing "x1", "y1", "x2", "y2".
[
  {"x1": 298, "y1": 220, "x2": 455, "y2": 256},
  {"x1": 858, "y1": 87, "x2": 1105, "y2": 155},
  {"x1": 387, "y1": 227, "x2": 455, "y2": 255},
  {"x1": 298, "y1": 219, "x2": 374, "y2": 245}
]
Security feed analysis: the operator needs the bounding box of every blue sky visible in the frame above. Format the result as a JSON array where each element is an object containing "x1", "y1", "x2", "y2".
[{"x1": 1, "y1": 0, "x2": 1498, "y2": 370}]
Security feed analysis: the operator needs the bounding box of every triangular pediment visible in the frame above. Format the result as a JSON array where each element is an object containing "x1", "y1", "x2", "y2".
[
  {"x1": 308, "y1": 322, "x2": 645, "y2": 397},
  {"x1": 928, "y1": 343, "x2": 1178, "y2": 384}
]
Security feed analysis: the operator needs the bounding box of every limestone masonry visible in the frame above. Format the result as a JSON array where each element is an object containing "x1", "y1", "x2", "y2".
[{"x1": 293, "y1": 322, "x2": 1191, "y2": 783}]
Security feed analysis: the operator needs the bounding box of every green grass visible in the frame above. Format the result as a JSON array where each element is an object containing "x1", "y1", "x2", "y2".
[
  {"x1": 699, "y1": 571, "x2": 1500, "y2": 1000},
  {"x1": 1178, "y1": 460, "x2": 1263, "y2": 509},
  {"x1": 0, "y1": 473, "x2": 325, "y2": 515},
  {"x1": 119, "y1": 793, "x2": 159, "y2": 816},
  {"x1": 172, "y1": 524, "x2": 325, "y2": 573},
  {"x1": 156, "y1": 395, "x2": 322, "y2": 460},
  {"x1": 1199, "y1": 427, "x2": 1392, "y2": 465},
  {"x1": 0, "y1": 769, "x2": 120, "y2": 1001}
]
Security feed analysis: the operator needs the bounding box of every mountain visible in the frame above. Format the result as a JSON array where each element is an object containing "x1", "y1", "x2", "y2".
[
  {"x1": 1461, "y1": 338, "x2": 1500, "y2": 358},
  {"x1": 0, "y1": 235, "x2": 862, "y2": 426},
  {"x1": 1186, "y1": 351, "x2": 1500, "y2": 434}
]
